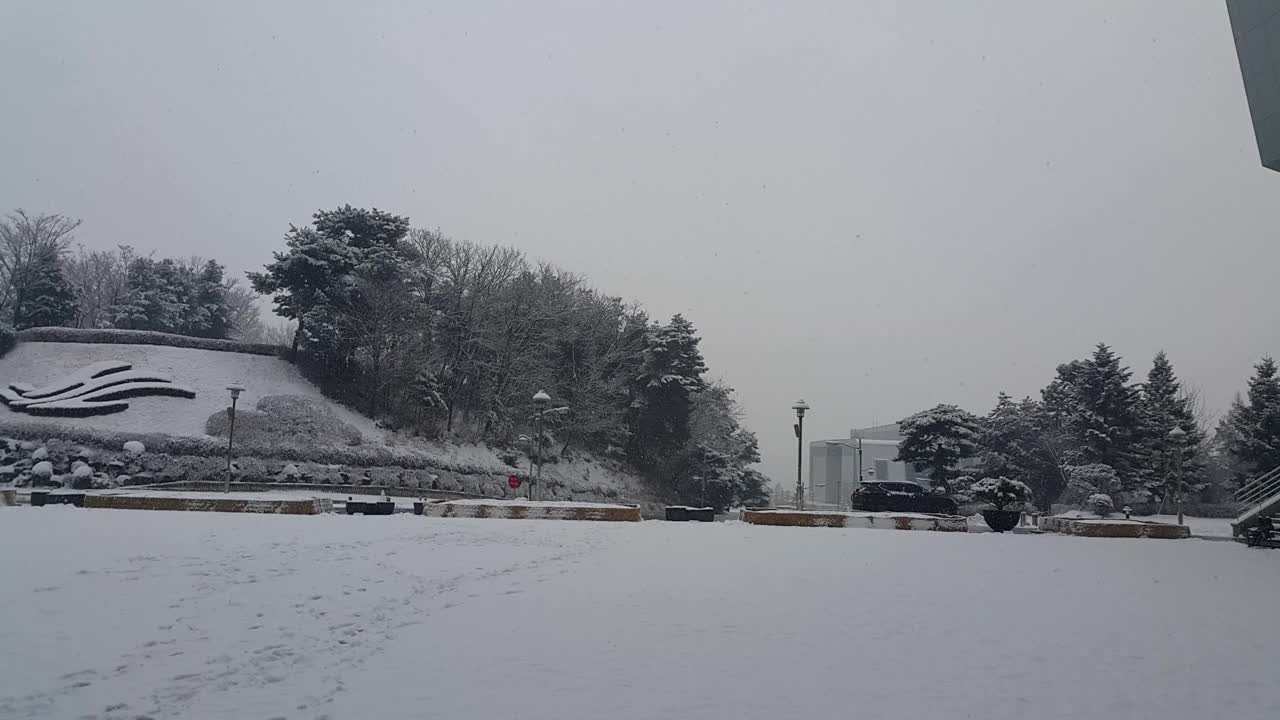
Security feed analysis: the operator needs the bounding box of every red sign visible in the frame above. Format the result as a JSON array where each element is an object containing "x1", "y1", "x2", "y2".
[{"x1": 508, "y1": 474, "x2": 522, "y2": 489}]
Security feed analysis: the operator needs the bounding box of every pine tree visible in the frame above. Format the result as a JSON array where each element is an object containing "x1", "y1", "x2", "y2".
[
  {"x1": 974, "y1": 393, "x2": 1067, "y2": 509},
  {"x1": 627, "y1": 314, "x2": 708, "y2": 468},
  {"x1": 12, "y1": 248, "x2": 78, "y2": 329},
  {"x1": 1218, "y1": 357, "x2": 1280, "y2": 479},
  {"x1": 185, "y1": 260, "x2": 230, "y2": 338},
  {"x1": 249, "y1": 206, "x2": 408, "y2": 359},
  {"x1": 112, "y1": 257, "x2": 183, "y2": 332},
  {"x1": 895, "y1": 404, "x2": 980, "y2": 493},
  {"x1": 1040, "y1": 344, "x2": 1143, "y2": 490},
  {"x1": 1136, "y1": 351, "x2": 1205, "y2": 500}
]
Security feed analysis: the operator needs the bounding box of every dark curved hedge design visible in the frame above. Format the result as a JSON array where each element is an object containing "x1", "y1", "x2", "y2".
[
  {"x1": 15, "y1": 327, "x2": 284, "y2": 357},
  {"x1": 1, "y1": 361, "x2": 196, "y2": 418}
]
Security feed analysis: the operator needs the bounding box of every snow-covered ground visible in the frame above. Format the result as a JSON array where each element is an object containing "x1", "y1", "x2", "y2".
[{"x1": 2, "y1": 511, "x2": 1277, "y2": 720}]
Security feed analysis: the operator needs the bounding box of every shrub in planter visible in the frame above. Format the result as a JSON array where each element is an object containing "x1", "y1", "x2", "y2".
[
  {"x1": 1086, "y1": 493, "x2": 1114, "y2": 518},
  {"x1": 971, "y1": 476, "x2": 1032, "y2": 532}
]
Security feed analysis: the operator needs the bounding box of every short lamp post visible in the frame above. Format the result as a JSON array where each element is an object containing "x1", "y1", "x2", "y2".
[
  {"x1": 792, "y1": 399, "x2": 809, "y2": 510},
  {"x1": 1168, "y1": 426, "x2": 1187, "y2": 526},
  {"x1": 532, "y1": 389, "x2": 552, "y2": 502},
  {"x1": 224, "y1": 384, "x2": 245, "y2": 493}
]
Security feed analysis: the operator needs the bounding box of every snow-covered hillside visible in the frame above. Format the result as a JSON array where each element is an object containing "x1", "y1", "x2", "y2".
[
  {"x1": 0, "y1": 341, "x2": 660, "y2": 504},
  {"x1": 0, "y1": 342, "x2": 382, "y2": 440}
]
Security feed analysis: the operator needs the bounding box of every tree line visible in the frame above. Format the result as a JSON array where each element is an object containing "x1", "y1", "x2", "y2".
[
  {"x1": 0, "y1": 209, "x2": 274, "y2": 341},
  {"x1": 240, "y1": 205, "x2": 767, "y2": 509},
  {"x1": 896, "y1": 343, "x2": 1280, "y2": 510}
]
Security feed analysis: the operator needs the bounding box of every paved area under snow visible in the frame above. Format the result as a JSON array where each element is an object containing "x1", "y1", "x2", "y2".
[{"x1": 1, "y1": 510, "x2": 1277, "y2": 720}]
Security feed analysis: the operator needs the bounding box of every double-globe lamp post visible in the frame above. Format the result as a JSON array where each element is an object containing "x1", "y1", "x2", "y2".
[
  {"x1": 792, "y1": 399, "x2": 809, "y2": 510},
  {"x1": 224, "y1": 384, "x2": 245, "y2": 493},
  {"x1": 1168, "y1": 425, "x2": 1186, "y2": 526}
]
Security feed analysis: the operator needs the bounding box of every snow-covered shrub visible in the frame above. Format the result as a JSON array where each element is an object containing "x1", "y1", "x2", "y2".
[
  {"x1": 123, "y1": 440, "x2": 146, "y2": 455},
  {"x1": 205, "y1": 395, "x2": 362, "y2": 447},
  {"x1": 15, "y1": 326, "x2": 282, "y2": 356},
  {"x1": 70, "y1": 464, "x2": 94, "y2": 489},
  {"x1": 31, "y1": 461, "x2": 53, "y2": 478},
  {"x1": 31, "y1": 447, "x2": 48, "y2": 461},
  {"x1": 0, "y1": 324, "x2": 15, "y2": 359},
  {"x1": 1086, "y1": 493, "x2": 1115, "y2": 517},
  {"x1": 1062, "y1": 464, "x2": 1121, "y2": 505},
  {"x1": 969, "y1": 476, "x2": 1033, "y2": 511}
]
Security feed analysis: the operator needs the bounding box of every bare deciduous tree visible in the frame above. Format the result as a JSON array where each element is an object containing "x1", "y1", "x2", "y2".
[{"x1": 0, "y1": 210, "x2": 82, "y2": 324}]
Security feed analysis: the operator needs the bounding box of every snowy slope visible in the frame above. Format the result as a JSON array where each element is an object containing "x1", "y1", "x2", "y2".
[
  {"x1": 0, "y1": 341, "x2": 657, "y2": 501},
  {"x1": 2, "y1": 511, "x2": 1277, "y2": 720},
  {"x1": 0, "y1": 342, "x2": 384, "y2": 441}
]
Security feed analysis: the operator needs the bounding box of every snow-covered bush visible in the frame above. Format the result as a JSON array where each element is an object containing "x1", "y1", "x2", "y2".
[
  {"x1": 15, "y1": 326, "x2": 281, "y2": 356},
  {"x1": 70, "y1": 464, "x2": 94, "y2": 489},
  {"x1": 1086, "y1": 493, "x2": 1115, "y2": 517},
  {"x1": 31, "y1": 460, "x2": 53, "y2": 478},
  {"x1": 123, "y1": 440, "x2": 146, "y2": 455},
  {"x1": 205, "y1": 395, "x2": 362, "y2": 448},
  {"x1": 1062, "y1": 464, "x2": 1121, "y2": 505},
  {"x1": 31, "y1": 447, "x2": 49, "y2": 461},
  {"x1": 969, "y1": 476, "x2": 1033, "y2": 511}
]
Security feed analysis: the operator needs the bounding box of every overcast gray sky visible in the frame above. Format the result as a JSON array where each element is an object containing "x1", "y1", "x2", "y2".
[{"x1": 3, "y1": 1, "x2": 1278, "y2": 485}]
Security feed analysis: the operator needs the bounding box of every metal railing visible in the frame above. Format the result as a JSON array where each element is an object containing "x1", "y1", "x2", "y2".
[{"x1": 1235, "y1": 466, "x2": 1280, "y2": 508}]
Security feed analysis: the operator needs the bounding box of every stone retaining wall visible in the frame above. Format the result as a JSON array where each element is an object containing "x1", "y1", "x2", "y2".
[
  {"x1": 741, "y1": 510, "x2": 969, "y2": 532},
  {"x1": 422, "y1": 502, "x2": 641, "y2": 522},
  {"x1": 83, "y1": 495, "x2": 332, "y2": 515},
  {"x1": 1039, "y1": 516, "x2": 1190, "y2": 539}
]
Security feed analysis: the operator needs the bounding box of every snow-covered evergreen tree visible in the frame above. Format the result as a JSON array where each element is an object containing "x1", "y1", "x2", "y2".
[
  {"x1": 1041, "y1": 343, "x2": 1143, "y2": 491},
  {"x1": 1217, "y1": 357, "x2": 1280, "y2": 480},
  {"x1": 1135, "y1": 351, "x2": 1205, "y2": 500},
  {"x1": 974, "y1": 393, "x2": 1068, "y2": 510},
  {"x1": 11, "y1": 247, "x2": 78, "y2": 329},
  {"x1": 628, "y1": 314, "x2": 707, "y2": 468},
  {"x1": 895, "y1": 404, "x2": 980, "y2": 493},
  {"x1": 185, "y1": 260, "x2": 230, "y2": 338}
]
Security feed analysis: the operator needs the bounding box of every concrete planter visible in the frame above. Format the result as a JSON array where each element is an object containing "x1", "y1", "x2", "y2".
[
  {"x1": 1040, "y1": 516, "x2": 1190, "y2": 539},
  {"x1": 83, "y1": 495, "x2": 332, "y2": 515},
  {"x1": 741, "y1": 509, "x2": 968, "y2": 532},
  {"x1": 422, "y1": 501, "x2": 641, "y2": 522}
]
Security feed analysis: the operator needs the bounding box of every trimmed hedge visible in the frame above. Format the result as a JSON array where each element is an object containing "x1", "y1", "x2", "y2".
[
  {"x1": 15, "y1": 326, "x2": 284, "y2": 357},
  {"x1": 0, "y1": 419, "x2": 506, "y2": 476}
]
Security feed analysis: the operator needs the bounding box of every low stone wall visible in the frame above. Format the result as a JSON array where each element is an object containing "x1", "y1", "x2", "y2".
[
  {"x1": 741, "y1": 510, "x2": 969, "y2": 532},
  {"x1": 422, "y1": 501, "x2": 641, "y2": 522},
  {"x1": 84, "y1": 495, "x2": 332, "y2": 515},
  {"x1": 1040, "y1": 516, "x2": 1190, "y2": 539}
]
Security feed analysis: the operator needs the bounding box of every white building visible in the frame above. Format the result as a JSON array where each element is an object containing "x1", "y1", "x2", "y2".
[{"x1": 808, "y1": 423, "x2": 927, "y2": 508}]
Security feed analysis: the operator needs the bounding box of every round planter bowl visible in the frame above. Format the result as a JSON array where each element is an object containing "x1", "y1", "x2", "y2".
[{"x1": 982, "y1": 509, "x2": 1021, "y2": 533}]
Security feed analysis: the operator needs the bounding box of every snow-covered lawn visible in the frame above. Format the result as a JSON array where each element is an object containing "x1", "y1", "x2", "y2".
[{"x1": 1, "y1": 511, "x2": 1277, "y2": 720}]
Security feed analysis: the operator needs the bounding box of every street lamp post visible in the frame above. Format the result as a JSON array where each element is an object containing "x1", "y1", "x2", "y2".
[
  {"x1": 532, "y1": 390, "x2": 551, "y2": 502},
  {"x1": 792, "y1": 400, "x2": 809, "y2": 510},
  {"x1": 224, "y1": 384, "x2": 245, "y2": 494},
  {"x1": 1168, "y1": 426, "x2": 1187, "y2": 526}
]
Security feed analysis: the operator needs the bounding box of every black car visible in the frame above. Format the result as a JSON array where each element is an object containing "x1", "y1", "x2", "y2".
[{"x1": 850, "y1": 481, "x2": 959, "y2": 514}]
